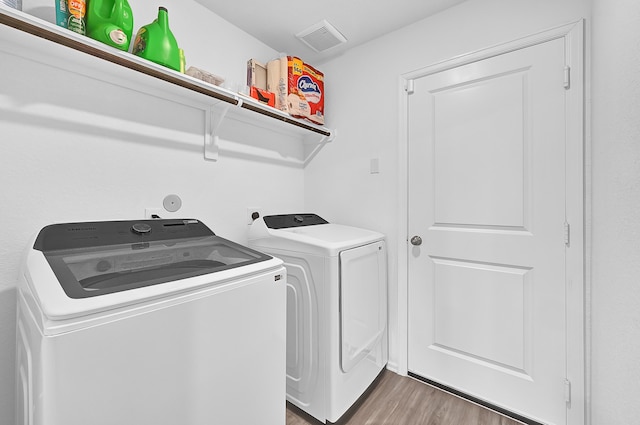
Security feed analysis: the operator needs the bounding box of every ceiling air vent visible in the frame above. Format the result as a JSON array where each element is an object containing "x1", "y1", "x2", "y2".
[{"x1": 296, "y1": 19, "x2": 347, "y2": 53}]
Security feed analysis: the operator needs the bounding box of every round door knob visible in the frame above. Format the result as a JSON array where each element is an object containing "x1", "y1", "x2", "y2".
[{"x1": 410, "y1": 235, "x2": 423, "y2": 246}]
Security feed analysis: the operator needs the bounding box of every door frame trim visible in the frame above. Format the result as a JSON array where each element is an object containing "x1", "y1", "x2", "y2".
[{"x1": 396, "y1": 20, "x2": 587, "y2": 425}]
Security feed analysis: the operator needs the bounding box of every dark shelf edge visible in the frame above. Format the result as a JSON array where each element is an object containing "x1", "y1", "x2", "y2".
[
  {"x1": 240, "y1": 102, "x2": 331, "y2": 137},
  {"x1": 0, "y1": 11, "x2": 237, "y2": 105}
]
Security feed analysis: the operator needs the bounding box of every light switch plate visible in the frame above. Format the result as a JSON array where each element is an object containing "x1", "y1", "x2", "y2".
[{"x1": 370, "y1": 158, "x2": 380, "y2": 174}]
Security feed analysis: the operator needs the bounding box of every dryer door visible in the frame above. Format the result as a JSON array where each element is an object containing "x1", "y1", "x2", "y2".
[{"x1": 339, "y1": 240, "x2": 387, "y2": 373}]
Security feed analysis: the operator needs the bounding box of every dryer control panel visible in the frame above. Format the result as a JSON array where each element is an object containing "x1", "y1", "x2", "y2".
[{"x1": 263, "y1": 214, "x2": 329, "y2": 229}]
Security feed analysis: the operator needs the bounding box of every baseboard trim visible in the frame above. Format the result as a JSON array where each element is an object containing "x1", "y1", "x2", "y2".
[
  {"x1": 385, "y1": 361, "x2": 400, "y2": 374},
  {"x1": 408, "y1": 372, "x2": 544, "y2": 425}
]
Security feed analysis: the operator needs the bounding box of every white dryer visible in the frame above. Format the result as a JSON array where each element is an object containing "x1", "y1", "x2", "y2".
[{"x1": 249, "y1": 213, "x2": 388, "y2": 423}]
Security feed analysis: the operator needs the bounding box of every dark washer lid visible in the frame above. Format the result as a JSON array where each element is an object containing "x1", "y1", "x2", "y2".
[
  {"x1": 263, "y1": 214, "x2": 328, "y2": 229},
  {"x1": 33, "y1": 219, "x2": 271, "y2": 299}
]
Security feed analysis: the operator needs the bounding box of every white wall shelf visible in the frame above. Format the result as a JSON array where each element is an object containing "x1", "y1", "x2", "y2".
[{"x1": 0, "y1": 5, "x2": 333, "y2": 161}]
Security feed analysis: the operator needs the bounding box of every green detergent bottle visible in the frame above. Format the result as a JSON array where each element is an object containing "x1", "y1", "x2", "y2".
[
  {"x1": 132, "y1": 7, "x2": 181, "y2": 72},
  {"x1": 86, "y1": 0, "x2": 133, "y2": 51}
]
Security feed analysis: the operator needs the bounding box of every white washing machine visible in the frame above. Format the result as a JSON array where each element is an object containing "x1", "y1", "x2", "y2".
[
  {"x1": 16, "y1": 218, "x2": 286, "y2": 425},
  {"x1": 249, "y1": 213, "x2": 388, "y2": 423}
]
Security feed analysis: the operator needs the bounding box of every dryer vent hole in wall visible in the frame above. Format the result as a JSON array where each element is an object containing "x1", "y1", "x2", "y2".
[{"x1": 163, "y1": 194, "x2": 182, "y2": 212}]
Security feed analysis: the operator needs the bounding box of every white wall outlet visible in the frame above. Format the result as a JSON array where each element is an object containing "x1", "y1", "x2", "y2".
[
  {"x1": 247, "y1": 207, "x2": 262, "y2": 225},
  {"x1": 145, "y1": 208, "x2": 164, "y2": 219}
]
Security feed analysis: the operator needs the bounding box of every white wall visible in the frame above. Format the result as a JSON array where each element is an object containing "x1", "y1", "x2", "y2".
[
  {"x1": 4, "y1": 0, "x2": 640, "y2": 423},
  {"x1": 307, "y1": 0, "x2": 640, "y2": 422},
  {"x1": 306, "y1": 0, "x2": 590, "y2": 377},
  {"x1": 590, "y1": 0, "x2": 640, "y2": 423},
  {"x1": 0, "y1": 1, "x2": 299, "y2": 423}
]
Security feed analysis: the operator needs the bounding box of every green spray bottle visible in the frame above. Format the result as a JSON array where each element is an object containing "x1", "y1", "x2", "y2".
[
  {"x1": 86, "y1": 0, "x2": 134, "y2": 51},
  {"x1": 132, "y1": 7, "x2": 181, "y2": 71}
]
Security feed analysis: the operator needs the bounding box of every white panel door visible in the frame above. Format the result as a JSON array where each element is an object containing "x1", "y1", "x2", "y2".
[{"x1": 408, "y1": 38, "x2": 567, "y2": 425}]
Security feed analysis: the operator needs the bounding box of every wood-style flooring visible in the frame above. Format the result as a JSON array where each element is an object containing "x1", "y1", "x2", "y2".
[{"x1": 286, "y1": 369, "x2": 524, "y2": 425}]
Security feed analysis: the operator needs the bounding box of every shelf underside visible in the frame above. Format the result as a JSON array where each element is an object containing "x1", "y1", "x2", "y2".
[{"x1": 0, "y1": 6, "x2": 331, "y2": 138}]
